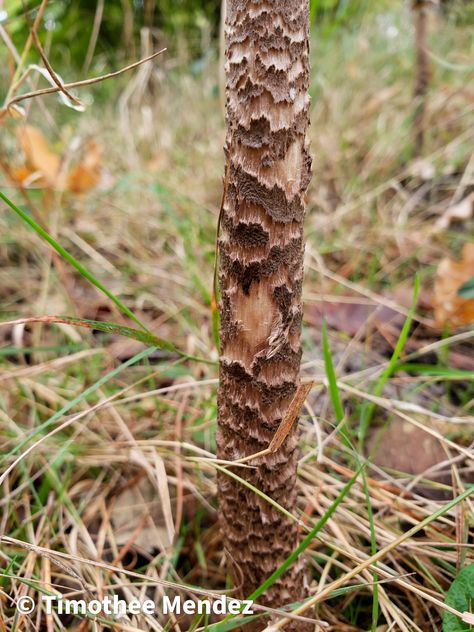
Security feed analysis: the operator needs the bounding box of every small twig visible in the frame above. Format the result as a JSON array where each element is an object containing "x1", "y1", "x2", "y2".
[
  {"x1": 29, "y1": 27, "x2": 82, "y2": 108},
  {"x1": 232, "y1": 381, "x2": 314, "y2": 464},
  {"x1": 268, "y1": 381, "x2": 314, "y2": 453},
  {"x1": 0, "y1": 48, "x2": 166, "y2": 117}
]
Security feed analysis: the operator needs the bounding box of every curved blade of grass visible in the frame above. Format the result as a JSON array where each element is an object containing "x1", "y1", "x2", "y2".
[
  {"x1": 322, "y1": 321, "x2": 345, "y2": 423},
  {"x1": 211, "y1": 462, "x2": 301, "y2": 527},
  {"x1": 358, "y1": 274, "x2": 420, "y2": 446},
  {"x1": 0, "y1": 315, "x2": 213, "y2": 364},
  {"x1": 0, "y1": 190, "x2": 147, "y2": 331}
]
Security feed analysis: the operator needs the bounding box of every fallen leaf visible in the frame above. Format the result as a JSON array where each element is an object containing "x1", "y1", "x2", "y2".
[
  {"x1": 11, "y1": 127, "x2": 102, "y2": 194},
  {"x1": 435, "y1": 193, "x2": 474, "y2": 231},
  {"x1": 368, "y1": 421, "x2": 449, "y2": 499},
  {"x1": 443, "y1": 564, "x2": 474, "y2": 632},
  {"x1": 66, "y1": 139, "x2": 102, "y2": 193},
  {"x1": 306, "y1": 300, "x2": 405, "y2": 337},
  {"x1": 434, "y1": 243, "x2": 474, "y2": 328},
  {"x1": 17, "y1": 124, "x2": 60, "y2": 184},
  {"x1": 111, "y1": 475, "x2": 173, "y2": 554}
]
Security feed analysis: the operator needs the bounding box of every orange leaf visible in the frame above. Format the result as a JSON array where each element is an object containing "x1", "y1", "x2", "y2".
[
  {"x1": 434, "y1": 243, "x2": 474, "y2": 328},
  {"x1": 17, "y1": 125, "x2": 60, "y2": 183},
  {"x1": 7, "y1": 165, "x2": 41, "y2": 187},
  {"x1": 66, "y1": 139, "x2": 102, "y2": 193}
]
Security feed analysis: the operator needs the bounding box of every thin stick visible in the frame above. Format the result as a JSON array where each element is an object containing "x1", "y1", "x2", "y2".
[
  {"x1": 233, "y1": 381, "x2": 314, "y2": 464},
  {"x1": 30, "y1": 28, "x2": 82, "y2": 107},
  {"x1": 1, "y1": 49, "x2": 166, "y2": 117}
]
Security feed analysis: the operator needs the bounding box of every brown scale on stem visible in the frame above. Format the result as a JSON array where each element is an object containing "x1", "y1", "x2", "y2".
[{"x1": 217, "y1": 1, "x2": 312, "y2": 628}]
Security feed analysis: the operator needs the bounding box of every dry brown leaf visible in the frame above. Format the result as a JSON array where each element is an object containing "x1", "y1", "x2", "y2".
[
  {"x1": 8, "y1": 165, "x2": 43, "y2": 187},
  {"x1": 12, "y1": 127, "x2": 102, "y2": 193},
  {"x1": 368, "y1": 421, "x2": 449, "y2": 499},
  {"x1": 110, "y1": 476, "x2": 173, "y2": 554},
  {"x1": 66, "y1": 139, "x2": 102, "y2": 193},
  {"x1": 434, "y1": 242, "x2": 474, "y2": 328},
  {"x1": 435, "y1": 192, "x2": 474, "y2": 231},
  {"x1": 17, "y1": 124, "x2": 60, "y2": 184},
  {"x1": 306, "y1": 300, "x2": 405, "y2": 337}
]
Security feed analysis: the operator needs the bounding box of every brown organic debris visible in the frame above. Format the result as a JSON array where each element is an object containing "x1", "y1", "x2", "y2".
[
  {"x1": 368, "y1": 421, "x2": 449, "y2": 499},
  {"x1": 268, "y1": 381, "x2": 314, "y2": 454},
  {"x1": 9, "y1": 126, "x2": 103, "y2": 194},
  {"x1": 434, "y1": 243, "x2": 474, "y2": 328}
]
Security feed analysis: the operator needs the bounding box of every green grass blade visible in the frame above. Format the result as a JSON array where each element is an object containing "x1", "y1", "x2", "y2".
[
  {"x1": 65, "y1": 316, "x2": 175, "y2": 349},
  {"x1": 321, "y1": 320, "x2": 345, "y2": 424},
  {"x1": 0, "y1": 190, "x2": 147, "y2": 331},
  {"x1": 322, "y1": 319, "x2": 353, "y2": 454},
  {"x1": 5, "y1": 315, "x2": 213, "y2": 364},
  {"x1": 1, "y1": 192, "x2": 214, "y2": 365},
  {"x1": 358, "y1": 275, "x2": 420, "y2": 446}
]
